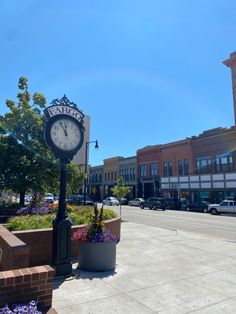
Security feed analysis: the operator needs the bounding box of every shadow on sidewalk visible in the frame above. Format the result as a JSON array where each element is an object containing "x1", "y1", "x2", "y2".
[{"x1": 53, "y1": 264, "x2": 117, "y2": 289}]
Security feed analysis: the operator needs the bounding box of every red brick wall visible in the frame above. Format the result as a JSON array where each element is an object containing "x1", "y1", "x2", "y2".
[
  {"x1": 0, "y1": 225, "x2": 30, "y2": 271},
  {"x1": 160, "y1": 140, "x2": 194, "y2": 175},
  {"x1": 192, "y1": 129, "x2": 236, "y2": 173},
  {"x1": 0, "y1": 265, "x2": 55, "y2": 313},
  {"x1": 137, "y1": 139, "x2": 194, "y2": 176}
]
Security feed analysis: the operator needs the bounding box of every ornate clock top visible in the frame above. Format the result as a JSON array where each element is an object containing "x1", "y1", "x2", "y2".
[
  {"x1": 44, "y1": 95, "x2": 84, "y2": 127},
  {"x1": 50, "y1": 94, "x2": 79, "y2": 109}
]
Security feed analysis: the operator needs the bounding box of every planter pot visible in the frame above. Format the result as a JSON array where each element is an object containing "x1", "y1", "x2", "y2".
[{"x1": 78, "y1": 242, "x2": 117, "y2": 272}]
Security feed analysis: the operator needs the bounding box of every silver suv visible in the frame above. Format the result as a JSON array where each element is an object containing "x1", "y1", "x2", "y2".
[{"x1": 208, "y1": 200, "x2": 236, "y2": 215}]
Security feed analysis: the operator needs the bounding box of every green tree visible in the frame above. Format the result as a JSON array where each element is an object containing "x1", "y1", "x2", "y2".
[
  {"x1": 66, "y1": 163, "x2": 85, "y2": 195},
  {"x1": 0, "y1": 77, "x2": 85, "y2": 205},
  {"x1": 0, "y1": 77, "x2": 59, "y2": 205},
  {"x1": 111, "y1": 176, "x2": 131, "y2": 216}
]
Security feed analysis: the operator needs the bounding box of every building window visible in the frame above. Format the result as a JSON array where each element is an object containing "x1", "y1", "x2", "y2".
[
  {"x1": 108, "y1": 172, "x2": 110, "y2": 181},
  {"x1": 168, "y1": 161, "x2": 173, "y2": 176},
  {"x1": 196, "y1": 157, "x2": 211, "y2": 174},
  {"x1": 111, "y1": 172, "x2": 113, "y2": 181},
  {"x1": 184, "y1": 159, "x2": 189, "y2": 175},
  {"x1": 114, "y1": 171, "x2": 117, "y2": 180},
  {"x1": 216, "y1": 153, "x2": 233, "y2": 172},
  {"x1": 99, "y1": 173, "x2": 102, "y2": 183},
  {"x1": 178, "y1": 160, "x2": 183, "y2": 176},
  {"x1": 140, "y1": 164, "x2": 146, "y2": 177},
  {"x1": 125, "y1": 168, "x2": 128, "y2": 181},
  {"x1": 163, "y1": 161, "x2": 168, "y2": 177},
  {"x1": 95, "y1": 173, "x2": 98, "y2": 183},
  {"x1": 105, "y1": 173, "x2": 107, "y2": 181},
  {"x1": 133, "y1": 168, "x2": 136, "y2": 181},
  {"x1": 150, "y1": 162, "x2": 158, "y2": 176}
]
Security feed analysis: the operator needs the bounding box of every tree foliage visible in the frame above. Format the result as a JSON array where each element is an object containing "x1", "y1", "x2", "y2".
[
  {"x1": 111, "y1": 176, "x2": 131, "y2": 216},
  {"x1": 0, "y1": 77, "x2": 84, "y2": 204},
  {"x1": 67, "y1": 163, "x2": 85, "y2": 195},
  {"x1": 111, "y1": 176, "x2": 131, "y2": 199}
]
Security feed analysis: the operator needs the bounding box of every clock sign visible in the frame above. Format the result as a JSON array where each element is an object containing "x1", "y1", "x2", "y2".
[{"x1": 44, "y1": 95, "x2": 84, "y2": 160}]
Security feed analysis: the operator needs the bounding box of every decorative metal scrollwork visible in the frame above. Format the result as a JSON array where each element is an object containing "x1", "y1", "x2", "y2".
[{"x1": 50, "y1": 94, "x2": 78, "y2": 109}]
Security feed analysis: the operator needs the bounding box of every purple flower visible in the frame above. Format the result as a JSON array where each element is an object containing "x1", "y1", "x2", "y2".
[
  {"x1": 0, "y1": 301, "x2": 42, "y2": 313},
  {"x1": 71, "y1": 205, "x2": 120, "y2": 243},
  {"x1": 17, "y1": 206, "x2": 50, "y2": 215}
]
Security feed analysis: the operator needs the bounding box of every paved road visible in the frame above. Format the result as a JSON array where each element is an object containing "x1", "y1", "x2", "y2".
[{"x1": 100, "y1": 204, "x2": 236, "y2": 241}]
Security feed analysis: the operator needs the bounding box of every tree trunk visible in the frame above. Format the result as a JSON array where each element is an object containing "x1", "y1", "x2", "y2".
[{"x1": 19, "y1": 190, "x2": 25, "y2": 206}]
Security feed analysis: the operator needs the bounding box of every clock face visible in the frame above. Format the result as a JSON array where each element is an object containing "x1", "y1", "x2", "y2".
[{"x1": 50, "y1": 118, "x2": 81, "y2": 151}]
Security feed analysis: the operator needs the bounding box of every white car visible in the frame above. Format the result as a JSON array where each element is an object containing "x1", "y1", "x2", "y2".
[
  {"x1": 24, "y1": 195, "x2": 32, "y2": 203},
  {"x1": 102, "y1": 197, "x2": 119, "y2": 206},
  {"x1": 208, "y1": 199, "x2": 236, "y2": 215},
  {"x1": 128, "y1": 198, "x2": 145, "y2": 206},
  {"x1": 44, "y1": 193, "x2": 54, "y2": 204}
]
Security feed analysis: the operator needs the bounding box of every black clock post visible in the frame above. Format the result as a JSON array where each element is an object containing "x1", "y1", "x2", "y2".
[
  {"x1": 44, "y1": 95, "x2": 84, "y2": 277},
  {"x1": 52, "y1": 158, "x2": 72, "y2": 276}
]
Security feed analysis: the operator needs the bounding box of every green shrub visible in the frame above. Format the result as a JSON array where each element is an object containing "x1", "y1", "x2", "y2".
[
  {"x1": 0, "y1": 203, "x2": 22, "y2": 210},
  {"x1": 6, "y1": 205, "x2": 118, "y2": 231}
]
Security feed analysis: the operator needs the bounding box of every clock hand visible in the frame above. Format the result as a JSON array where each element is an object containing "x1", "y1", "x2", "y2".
[
  {"x1": 59, "y1": 122, "x2": 68, "y2": 136},
  {"x1": 64, "y1": 124, "x2": 69, "y2": 136}
]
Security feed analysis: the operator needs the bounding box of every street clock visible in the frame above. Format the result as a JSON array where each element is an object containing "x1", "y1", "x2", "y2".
[
  {"x1": 44, "y1": 95, "x2": 84, "y2": 160},
  {"x1": 43, "y1": 95, "x2": 85, "y2": 276}
]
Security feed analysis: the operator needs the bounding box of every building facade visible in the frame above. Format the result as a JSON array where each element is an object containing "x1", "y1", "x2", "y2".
[
  {"x1": 136, "y1": 139, "x2": 194, "y2": 199},
  {"x1": 160, "y1": 127, "x2": 236, "y2": 202},
  {"x1": 103, "y1": 156, "x2": 124, "y2": 197},
  {"x1": 118, "y1": 156, "x2": 136, "y2": 199},
  {"x1": 89, "y1": 165, "x2": 103, "y2": 201}
]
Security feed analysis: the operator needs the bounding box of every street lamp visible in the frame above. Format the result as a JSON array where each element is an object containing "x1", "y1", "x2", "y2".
[{"x1": 84, "y1": 140, "x2": 99, "y2": 204}]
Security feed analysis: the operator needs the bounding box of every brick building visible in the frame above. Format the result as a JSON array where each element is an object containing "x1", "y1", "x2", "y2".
[
  {"x1": 160, "y1": 127, "x2": 236, "y2": 202},
  {"x1": 137, "y1": 139, "x2": 193, "y2": 199}
]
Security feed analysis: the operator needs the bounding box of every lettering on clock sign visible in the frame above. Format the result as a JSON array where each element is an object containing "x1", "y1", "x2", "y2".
[{"x1": 44, "y1": 105, "x2": 84, "y2": 123}]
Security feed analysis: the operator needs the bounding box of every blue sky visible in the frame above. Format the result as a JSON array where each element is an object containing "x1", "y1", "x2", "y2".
[{"x1": 0, "y1": 0, "x2": 236, "y2": 166}]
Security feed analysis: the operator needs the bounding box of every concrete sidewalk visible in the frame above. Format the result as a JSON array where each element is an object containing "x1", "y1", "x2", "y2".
[{"x1": 52, "y1": 222, "x2": 236, "y2": 313}]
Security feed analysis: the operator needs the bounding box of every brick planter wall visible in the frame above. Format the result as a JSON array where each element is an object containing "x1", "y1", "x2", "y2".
[
  {"x1": 0, "y1": 265, "x2": 55, "y2": 313},
  {"x1": 0, "y1": 225, "x2": 30, "y2": 271},
  {"x1": 12, "y1": 217, "x2": 121, "y2": 267}
]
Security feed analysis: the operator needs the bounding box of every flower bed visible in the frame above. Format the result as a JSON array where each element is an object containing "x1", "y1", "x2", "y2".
[{"x1": 7, "y1": 205, "x2": 117, "y2": 231}]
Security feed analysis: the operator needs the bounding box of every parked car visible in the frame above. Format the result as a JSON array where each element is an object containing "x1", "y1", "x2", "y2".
[
  {"x1": 164, "y1": 198, "x2": 178, "y2": 210},
  {"x1": 67, "y1": 195, "x2": 94, "y2": 206},
  {"x1": 208, "y1": 199, "x2": 236, "y2": 215},
  {"x1": 44, "y1": 193, "x2": 54, "y2": 204},
  {"x1": 118, "y1": 198, "x2": 128, "y2": 205},
  {"x1": 182, "y1": 200, "x2": 209, "y2": 213},
  {"x1": 140, "y1": 197, "x2": 166, "y2": 210},
  {"x1": 128, "y1": 198, "x2": 145, "y2": 206},
  {"x1": 24, "y1": 195, "x2": 32, "y2": 203},
  {"x1": 102, "y1": 197, "x2": 119, "y2": 206}
]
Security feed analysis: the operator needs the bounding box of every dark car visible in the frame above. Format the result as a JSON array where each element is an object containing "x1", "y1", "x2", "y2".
[
  {"x1": 119, "y1": 198, "x2": 128, "y2": 205},
  {"x1": 140, "y1": 197, "x2": 166, "y2": 210},
  {"x1": 67, "y1": 195, "x2": 94, "y2": 206},
  {"x1": 181, "y1": 200, "x2": 209, "y2": 213},
  {"x1": 164, "y1": 198, "x2": 181, "y2": 210}
]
